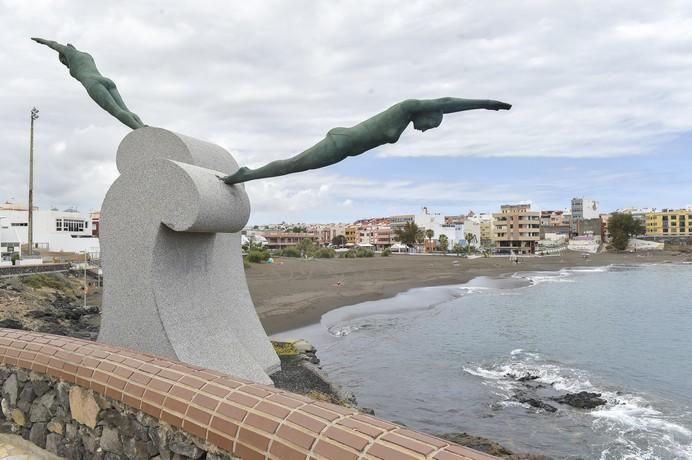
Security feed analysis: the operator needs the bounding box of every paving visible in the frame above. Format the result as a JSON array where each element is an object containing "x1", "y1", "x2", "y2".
[{"x1": 0, "y1": 436, "x2": 58, "y2": 460}]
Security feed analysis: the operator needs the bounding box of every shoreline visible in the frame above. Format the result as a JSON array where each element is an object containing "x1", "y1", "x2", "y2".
[{"x1": 248, "y1": 251, "x2": 688, "y2": 335}]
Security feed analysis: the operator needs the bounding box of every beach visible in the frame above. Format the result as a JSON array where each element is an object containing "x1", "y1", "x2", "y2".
[{"x1": 248, "y1": 251, "x2": 684, "y2": 335}]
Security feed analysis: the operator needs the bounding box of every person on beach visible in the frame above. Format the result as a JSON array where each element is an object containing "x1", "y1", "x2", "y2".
[
  {"x1": 222, "y1": 97, "x2": 511, "y2": 184},
  {"x1": 31, "y1": 38, "x2": 145, "y2": 130}
]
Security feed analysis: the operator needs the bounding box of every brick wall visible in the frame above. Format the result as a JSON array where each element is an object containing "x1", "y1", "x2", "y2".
[{"x1": 0, "y1": 328, "x2": 495, "y2": 460}]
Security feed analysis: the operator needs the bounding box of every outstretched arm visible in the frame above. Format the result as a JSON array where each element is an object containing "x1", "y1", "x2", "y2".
[
  {"x1": 404, "y1": 97, "x2": 511, "y2": 114},
  {"x1": 31, "y1": 37, "x2": 70, "y2": 54}
]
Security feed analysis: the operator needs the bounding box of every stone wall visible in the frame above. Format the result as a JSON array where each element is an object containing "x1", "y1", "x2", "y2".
[
  {"x1": 0, "y1": 328, "x2": 494, "y2": 460},
  {"x1": 0, "y1": 264, "x2": 71, "y2": 277}
]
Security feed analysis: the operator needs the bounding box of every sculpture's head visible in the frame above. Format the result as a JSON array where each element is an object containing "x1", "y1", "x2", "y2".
[{"x1": 412, "y1": 111, "x2": 443, "y2": 132}]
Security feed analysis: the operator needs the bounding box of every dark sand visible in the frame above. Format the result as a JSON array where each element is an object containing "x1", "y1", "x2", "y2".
[{"x1": 248, "y1": 251, "x2": 687, "y2": 335}]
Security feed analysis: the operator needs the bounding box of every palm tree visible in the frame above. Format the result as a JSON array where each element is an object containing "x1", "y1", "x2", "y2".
[
  {"x1": 394, "y1": 222, "x2": 420, "y2": 246},
  {"x1": 438, "y1": 234, "x2": 449, "y2": 253},
  {"x1": 415, "y1": 229, "x2": 425, "y2": 252},
  {"x1": 425, "y1": 229, "x2": 434, "y2": 253},
  {"x1": 464, "y1": 232, "x2": 477, "y2": 254},
  {"x1": 453, "y1": 243, "x2": 464, "y2": 256}
]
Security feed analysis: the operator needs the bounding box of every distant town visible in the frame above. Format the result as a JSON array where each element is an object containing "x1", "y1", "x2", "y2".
[{"x1": 2, "y1": 198, "x2": 690, "y2": 265}]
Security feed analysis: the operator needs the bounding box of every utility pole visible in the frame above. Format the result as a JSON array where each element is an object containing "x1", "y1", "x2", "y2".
[{"x1": 28, "y1": 107, "x2": 39, "y2": 256}]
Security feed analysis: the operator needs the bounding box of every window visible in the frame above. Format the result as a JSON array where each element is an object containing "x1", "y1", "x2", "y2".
[
  {"x1": 60, "y1": 218, "x2": 85, "y2": 233},
  {"x1": 11, "y1": 222, "x2": 27, "y2": 227},
  {"x1": 56, "y1": 219, "x2": 62, "y2": 231}
]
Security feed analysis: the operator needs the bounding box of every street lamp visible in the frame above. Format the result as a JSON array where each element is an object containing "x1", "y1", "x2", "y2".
[{"x1": 28, "y1": 107, "x2": 39, "y2": 256}]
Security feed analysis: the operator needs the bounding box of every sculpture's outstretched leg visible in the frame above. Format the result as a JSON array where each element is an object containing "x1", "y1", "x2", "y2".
[{"x1": 85, "y1": 83, "x2": 145, "y2": 129}]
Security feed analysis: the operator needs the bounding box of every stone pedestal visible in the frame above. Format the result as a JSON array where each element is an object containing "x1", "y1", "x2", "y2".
[{"x1": 98, "y1": 127, "x2": 280, "y2": 384}]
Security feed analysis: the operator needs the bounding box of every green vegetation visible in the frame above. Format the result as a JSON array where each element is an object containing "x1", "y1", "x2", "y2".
[
  {"x1": 465, "y1": 232, "x2": 478, "y2": 253},
  {"x1": 246, "y1": 248, "x2": 271, "y2": 263},
  {"x1": 10, "y1": 254, "x2": 19, "y2": 266},
  {"x1": 393, "y1": 222, "x2": 420, "y2": 245},
  {"x1": 452, "y1": 243, "x2": 464, "y2": 256},
  {"x1": 608, "y1": 213, "x2": 644, "y2": 250},
  {"x1": 290, "y1": 226, "x2": 308, "y2": 233},
  {"x1": 277, "y1": 246, "x2": 301, "y2": 257},
  {"x1": 314, "y1": 247, "x2": 336, "y2": 258},
  {"x1": 438, "y1": 234, "x2": 448, "y2": 253},
  {"x1": 341, "y1": 247, "x2": 375, "y2": 258},
  {"x1": 381, "y1": 248, "x2": 392, "y2": 257},
  {"x1": 331, "y1": 234, "x2": 347, "y2": 246},
  {"x1": 22, "y1": 274, "x2": 68, "y2": 290}
]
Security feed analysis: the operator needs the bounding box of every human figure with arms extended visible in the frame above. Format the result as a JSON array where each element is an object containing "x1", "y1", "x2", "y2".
[
  {"x1": 31, "y1": 37, "x2": 145, "y2": 130},
  {"x1": 222, "y1": 97, "x2": 511, "y2": 185}
]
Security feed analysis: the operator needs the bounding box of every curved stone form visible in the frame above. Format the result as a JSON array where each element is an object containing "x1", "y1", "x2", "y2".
[
  {"x1": 0, "y1": 329, "x2": 496, "y2": 460},
  {"x1": 99, "y1": 127, "x2": 280, "y2": 384}
]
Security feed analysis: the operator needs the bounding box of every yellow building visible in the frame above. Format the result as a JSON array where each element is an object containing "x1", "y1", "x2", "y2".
[
  {"x1": 480, "y1": 220, "x2": 493, "y2": 245},
  {"x1": 345, "y1": 225, "x2": 358, "y2": 244},
  {"x1": 645, "y1": 209, "x2": 692, "y2": 236}
]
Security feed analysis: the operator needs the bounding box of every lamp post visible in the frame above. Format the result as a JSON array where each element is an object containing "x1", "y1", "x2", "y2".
[{"x1": 28, "y1": 107, "x2": 39, "y2": 256}]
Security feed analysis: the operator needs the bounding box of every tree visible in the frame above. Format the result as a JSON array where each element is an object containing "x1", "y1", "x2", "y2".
[
  {"x1": 464, "y1": 232, "x2": 478, "y2": 253},
  {"x1": 453, "y1": 243, "x2": 464, "y2": 256},
  {"x1": 394, "y1": 222, "x2": 420, "y2": 246},
  {"x1": 291, "y1": 226, "x2": 308, "y2": 233},
  {"x1": 299, "y1": 237, "x2": 315, "y2": 255},
  {"x1": 438, "y1": 234, "x2": 449, "y2": 252},
  {"x1": 332, "y1": 235, "x2": 347, "y2": 247},
  {"x1": 425, "y1": 229, "x2": 435, "y2": 253},
  {"x1": 608, "y1": 213, "x2": 644, "y2": 250},
  {"x1": 415, "y1": 229, "x2": 425, "y2": 249}
]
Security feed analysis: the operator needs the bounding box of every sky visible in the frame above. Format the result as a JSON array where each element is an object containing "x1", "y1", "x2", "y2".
[{"x1": 1, "y1": 1, "x2": 691, "y2": 224}]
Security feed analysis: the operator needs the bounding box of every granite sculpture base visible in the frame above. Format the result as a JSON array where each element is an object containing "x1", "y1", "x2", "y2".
[{"x1": 98, "y1": 127, "x2": 280, "y2": 384}]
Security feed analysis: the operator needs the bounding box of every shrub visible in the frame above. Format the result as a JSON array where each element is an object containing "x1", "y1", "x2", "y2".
[
  {"x1": 356, "y1": 247, "x2": 374, "y2": 257},
  {"x1": 314, "y1": 247, "x2": 336, "y2": 258},
  {"x1": 381, "y1": 248, "x2": 391, "y2": 257},
  {"x1": 278, "y1": 246, "x2": 301, "y2": 258},
  {"x1": 246, "y1": 249, "x2": 270, "y2": 263}
]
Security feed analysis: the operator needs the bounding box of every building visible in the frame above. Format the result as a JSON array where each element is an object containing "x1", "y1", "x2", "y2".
[
  {"x1": 358, "y1": 225, "x2": 392, "y2": 250},
  {"x1": 645, "y1": 209, "x2": 692, "y2": 237},
  {"x1": 0, "y1": 203, "x2": 99, "y2": 254},
  {"x1": 344, "y1": 225, "x2": 358, "y2": 245},
  {"x1": 492, "y1": 204, "x2": 540, "y2": 254},
  {"x1": 616, "y1": 207, "x2": 654, "y2": 225},
  {"x1": 259, "y1": 232, "x2": 317, "y2": 250},
  {"x1": 0, "y1": 218, "x2": 21, "y2": 263},
  {"x1": 388, "y1": 214, "x2": 415, "y2": 233},
  {"x1": 571, "y1": 198, "x2": 600, "y2": 220},
  {"x1": 90, "y1": 211, "x2": 101, "y2": 237}
]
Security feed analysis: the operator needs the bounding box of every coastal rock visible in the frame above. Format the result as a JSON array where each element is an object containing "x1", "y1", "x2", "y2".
[
  {"x1": 515, "y1": 393, "x2": 557, "y2": 413},
  {"x1": 552, "y1": 391, "x2": 606, "y2": 409},
  {"x1": 441, "y1": 432, "x2": 552, "y2": 459},
  {"x1": 0, "y1": 319, "x2": 25, "y2": 330},
  {"x1": 2, "y1": 373, "x2": 18, "y2": 406}
]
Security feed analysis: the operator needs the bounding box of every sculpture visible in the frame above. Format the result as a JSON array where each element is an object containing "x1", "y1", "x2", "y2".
[
  {"x1": 31, "y1": 38, "x2": 145, "y2": 130},
  {"x1": 222, "y1": 98, "x2": 511, "y2": 184}
]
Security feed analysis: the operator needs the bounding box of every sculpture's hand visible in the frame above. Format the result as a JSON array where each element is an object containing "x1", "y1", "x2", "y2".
[
  {"x1": 31, "y1": 37, "x2": 65, "y2": 53},
  {"x1": 487, "y1": 100, "x2": 512, "y2": 111},
  {"x1": 31, "y1": 37, "x2": 51, "y2": 45}
]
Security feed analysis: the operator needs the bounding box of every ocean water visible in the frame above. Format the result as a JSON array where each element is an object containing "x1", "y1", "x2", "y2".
[{"x1": 281, "y1": 263, "x2": 692, "y2": 459}]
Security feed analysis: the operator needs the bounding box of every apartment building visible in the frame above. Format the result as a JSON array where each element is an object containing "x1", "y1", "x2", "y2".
[
  {"x1": 345, "y1": 225, "x2": 358, "y2": 244},
  {"x1": 260, "y1": 232, "x2": 317, "y2": 250},
  {"x1": 493, "y1": 204, "x2": 540, "y2": 254},
  {"x1": 645, "y1": 209, "x2": 692, "y2": 237},
  {"x1": 571, "y1": 198, "x2": 600, "y2": 220}
]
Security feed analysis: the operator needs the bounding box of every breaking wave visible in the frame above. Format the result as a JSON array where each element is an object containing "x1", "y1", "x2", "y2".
[{"x1": 464, "y1": 350, "x2": 692, "y2": 459}]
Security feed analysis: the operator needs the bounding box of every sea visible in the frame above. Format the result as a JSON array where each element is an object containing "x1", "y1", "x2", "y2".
[{"x1": 280, "y1": 262, "x2": 692, "y2": 459}]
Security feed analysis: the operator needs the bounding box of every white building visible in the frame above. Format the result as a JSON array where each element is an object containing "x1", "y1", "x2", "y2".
[
  {"x1": 571, "y1": 198, "x2": 600, "y2": 220},
  {"x1": 0, "y1": 218, "x2": 22, "y2": 263},
  {"x1": 0, "y1": 205, "x2": 99, "y2": 254}
]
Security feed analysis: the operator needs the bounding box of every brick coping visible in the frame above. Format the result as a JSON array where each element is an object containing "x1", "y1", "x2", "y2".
[{"x1": 0, "y1": 329, "x2": 497, "y2": 460}]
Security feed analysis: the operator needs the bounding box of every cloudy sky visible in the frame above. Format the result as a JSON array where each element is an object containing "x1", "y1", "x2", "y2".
[{"x1": 1, "y1": 1, "x2": 691, "y2": 224}]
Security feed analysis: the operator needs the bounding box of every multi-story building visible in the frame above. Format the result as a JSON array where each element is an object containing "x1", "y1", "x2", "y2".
[
  {"x1": 260, "y1": 232, "x2": 317, "y2": 250},
  {"x1": 345, "y1": 225, "x2": 358, "y2": 245},
  {"x1": 571, "y1": 198, "x2": 600, "y2": 220},
  {"x1": 478, "y1": 214, "x2": 494, "y2": 247},
  {"x1": 90, "y1": 211, "x2": 101, "y2": 237},
  {"x1": 616, "y1": 208, "x2": 654, "y2": 225},
  {"x1": 492, "y1": 204, "x2": 540, "y2": 254},
  {"x1": 388, "y1": 214, "x2": 415, "y2": 233},
  {"x1": 0, "y1": 202, "x2": 99, "y2": 254},
  {"x1": 645, "y1": 209, "x2": 692, "y2": 237}
]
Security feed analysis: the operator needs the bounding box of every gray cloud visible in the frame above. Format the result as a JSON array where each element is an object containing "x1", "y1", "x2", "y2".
[{"x1": 1, "y1": 1, "x2": 691, "y2": 220}]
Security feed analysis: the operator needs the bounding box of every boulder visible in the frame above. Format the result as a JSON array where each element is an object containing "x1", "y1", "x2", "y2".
[
  {"x1": 553, "y1": 391, "x2": 606, "y2": 409},
  {"x1": 69, "y1": 386, "x2": 100, "y2": 428}
]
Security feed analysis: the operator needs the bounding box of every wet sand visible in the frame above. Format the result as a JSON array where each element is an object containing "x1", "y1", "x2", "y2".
[{"x1": 247, "y1": 251, "x2": 686, "y2": 335}]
